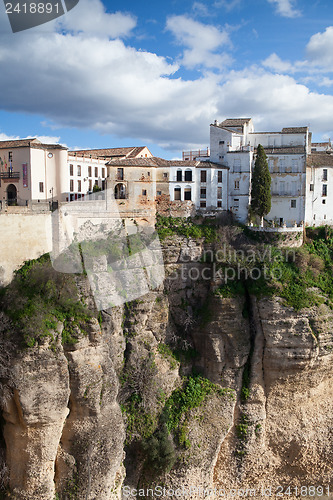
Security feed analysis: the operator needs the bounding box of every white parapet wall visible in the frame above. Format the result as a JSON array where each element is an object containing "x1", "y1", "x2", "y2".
[{"x1": 0, "y1": 213, "x2": 53, "y2": 286}]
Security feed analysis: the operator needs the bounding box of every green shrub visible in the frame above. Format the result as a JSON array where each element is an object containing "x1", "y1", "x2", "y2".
[{"x1": 0, "y1": 254, "x2": 92, "y2": 347}]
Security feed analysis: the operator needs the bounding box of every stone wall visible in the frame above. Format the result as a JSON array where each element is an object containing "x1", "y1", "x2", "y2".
[{"x1": 0, "y1": 213, "x2": 52, "y2": 286}]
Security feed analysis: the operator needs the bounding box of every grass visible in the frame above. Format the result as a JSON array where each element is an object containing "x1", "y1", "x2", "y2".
[
  {"x1": 0, "y1": 254, "x2": 93, "y2": 348},
  {"x1": 214, "y1": 227, "x2": 333, "y2": 311},
  {"x1": 163, "y1": 375, "x2": 234, "y2": 448},
  {"x1": 156, "y1": 215, "x2": 217, "y2": 242}
]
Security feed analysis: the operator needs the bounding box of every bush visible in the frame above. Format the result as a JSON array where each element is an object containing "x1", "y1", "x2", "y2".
[
  {"x1": 142, "y1": 423, "x2": 176, "y2": 474},
  {"x1": 0, "y1": 254, "x2": 92, "y2": 347}
]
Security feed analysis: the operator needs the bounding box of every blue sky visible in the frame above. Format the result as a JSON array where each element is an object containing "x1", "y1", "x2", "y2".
[{"x1": 0, "y1": 0, "x2": 333, "y2": 158}]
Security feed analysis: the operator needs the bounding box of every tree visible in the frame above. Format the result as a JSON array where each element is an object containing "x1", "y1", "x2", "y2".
[{"x1": 250, "y1": 144, "x2": 271, "y2": 222}]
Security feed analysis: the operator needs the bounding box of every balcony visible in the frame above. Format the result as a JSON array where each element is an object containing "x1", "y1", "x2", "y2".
[{"x1": 0, "y1": 171, "x2": 20, "y2": 179}]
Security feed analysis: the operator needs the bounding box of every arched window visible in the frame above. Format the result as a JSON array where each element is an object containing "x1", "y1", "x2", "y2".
[
  {"x1": 184, "y1": 186, "x2": 191, "y2": 200},
  {"x1": 174, "y1": 186, "x2": 181, "y2": 201},
  {"x1": 176, "y1": 169, "x2": 182, "y2": 182},
  {"x1": 114, "y1": 183, "x2": 126, "y2": 199},
  {"x1": 7, "y1": 184, "x2": 17, "y2": 206},
  {"x1": 184, "y1": 169, "x2": 192, "y2": 182}
]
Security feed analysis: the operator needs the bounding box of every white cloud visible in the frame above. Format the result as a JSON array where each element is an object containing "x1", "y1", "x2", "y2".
[
  {"x1": 0, "y1": 132, "x2": 61, "y2": 143},
  {"x1": 166, "y1": 15, "x2": 232, "y2": 69},
  {"x1": 55, "y1": 0, "x2": 137, "y2": 38},
  {"x1": 262, "y1": 53, "x2": 294, "y2": 72},
  {"x1": 213, "y1": 0, "x2": 241, "y2": 11},
  {"x1": 1, "y1": 0, "x2": 333, "y2": 151},
  {"x1": 192, "y1": 2, "x2": 210, "y2": 17},
  {"x1": 306, "y1": 26, "x2": 333, "y2": 68},
  {"x1": 267, "y1": 0, "x2": 301, "y2": 18}
]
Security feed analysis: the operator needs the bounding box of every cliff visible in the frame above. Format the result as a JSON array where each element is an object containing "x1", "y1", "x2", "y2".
[{"x1": 0, "y1": 224, "x2": 332, "y2": 499}]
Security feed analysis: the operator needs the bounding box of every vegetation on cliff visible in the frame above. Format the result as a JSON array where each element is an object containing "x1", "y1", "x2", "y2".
[
  {"x1": 0, "y1": 254, "x2": 92, "y2": 348},
  {"x1": 216, "y1": 226, "x2": 333, "y2": 311}
]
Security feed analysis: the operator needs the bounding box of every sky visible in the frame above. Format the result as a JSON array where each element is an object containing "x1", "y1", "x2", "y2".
[{"x1": 0, "y1": 0, "x2": 333, "y2": 158}]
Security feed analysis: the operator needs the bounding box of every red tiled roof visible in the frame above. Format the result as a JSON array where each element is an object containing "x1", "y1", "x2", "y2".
[
  {"x1": 107, "y1": 157, "x2": 199, "y2": 167},
  {"x1": 281, "y1": 127, "x2": 308, "y2": 134},
  {"x1": 68, "y1": 146, "x2": 150, "y2": 159},
  {"x1": 0, "y1": 138, "x2": 67, "y2": 150},
  {"x1": 307, "y1": 151, "x2": 333, "y2": 167}
]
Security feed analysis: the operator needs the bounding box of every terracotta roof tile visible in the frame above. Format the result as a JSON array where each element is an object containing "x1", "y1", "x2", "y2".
[
  {"x1": 68, "y1": 146, "x2": 149, "y2": 159},
  {"x1": 281, "y1": 127, "x2": 308, "y2": 134},
  {"x1": 0, "y1": 138, "x2": 67, "y2": 150},
  {"x1": 307, "y1": 152, "x2": 333, "y2": 167}
]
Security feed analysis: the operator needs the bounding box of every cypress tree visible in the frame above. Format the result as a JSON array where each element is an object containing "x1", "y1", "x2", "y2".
[{"x1": 250, "y1": 144, "x2": 271, "y2": 220}]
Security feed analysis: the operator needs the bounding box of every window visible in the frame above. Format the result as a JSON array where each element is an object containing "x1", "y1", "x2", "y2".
[
  {"x1": 88, "y1": 166, "x2": 92, "y2": 177},
  {"x1": 185, "y1": 170, "x2": 192, "y2": 182},
  {"x1": 77, "y1": 165, "x2": 81, "y2": 176},
  {"x1": 200, "y1": 188, "x2": 206, "y2": 199},
  {"x1": 234, "y1": 198, "x2": 239, "y2": 207},
  {"x1": 117, "y1": 168, "x2": 124, "y2": 180},
  {"x1": 95, "y1": 180, "x2": 98, "y2": 187},
  {"x1": 176, "y1": 170, "x2": 182, "y2": 182},
  {"x1": 323, "y1": 199, "x2": 326, "y2": 204},
  {"x1": 234, "y1": 180, "x2": 240, "y2": 189},
  {"x1": 310, "y1": 184, "x2": 314, "y2": 191},
  {"x1": 268, "y1": 159, "x2": 274, "y2": 172},
  {"x1": 323, "y1": 169, "x2": 328, "y2": 181},
  {"x1": 147, "y1": 171, "x2": 150, "y2": 177},
  {"x1": 77, "y1": 180, "x2": 81, "y2": 192},
  {"x1": 279, "y1": 181, "x2": 285, "y2": 194},
  {"x1": 69, "y1": 164, "x2": 73, "y2": 176},
  {"x1": 184, "y1": 187, "x2": 191, "y2": 200},
  {"x1": 218, "y1": 171, "x2": 222, "y2": 183},
  {"x1": 292, "y1": 159, "x2": 299, "y2": 173},
  {"x1": 324, "y1": 214, "x2": 327, "y2": 219},
  {"x1": 234, "y1": 160, "x2": 241, "y2": 173},
  {"x1": 217, "y1": 187, "x2": 222, "y2": 199},
  {"x1": 291, "y1": 199, "x2": 296, "y2": 208},
  {"x1": 102, "y1": 168, "x2": 105, "y2": 178},
  {"x1": 200, "y1": 170, "x2": 207, "y2": 183},
  {"x1": 39, "y1": 182, "x2": 44, "y2": 193},
  {"x1": 95, "y1": 167, "x2": 98, "y2": 177},
  {"x1": 142, "y1": 189, "x2": 147, "y2": 196},
  {"x1": 322, "y1": 184, "x2": 327, "y2": 196},
  {"x1": 219, "y1": 140, "x2": 225, "y2": 145},
  {"x1": 279, "y1": 158, "x2": 285, "y2": 173},
  {"x1": 174, "y1": 187, "x2": 181, "y2": 200},
  {"x1": 313, "y1": 214, "x2": 316, "y2": 220},
  {"x1": 70, "y1": 179, "x2": 74, "y2": 192},
  {"x1": 163, "y1": 172, "x2": 168, "y2": 179},
  {"x1": 157, "y1": 191, "x2": 162, "y2": 196},
  {"x1": 217, "y1": 201, "x2": 222, "y2": 208},
  {"x1": 89, "y1": 180, "x2": 92, "y2": 191},
  {"x1": 200, "y1": 201, "x2": 206, "y2": 208},
  {"x1": 115, "y1": 183, "x2": 126, "y2": 199}
]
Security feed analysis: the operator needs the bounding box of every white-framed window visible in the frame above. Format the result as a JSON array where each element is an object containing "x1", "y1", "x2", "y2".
[
  {"x1": 69, "y1": 164, "x2": 73, "y2": 176},
  {"x1": 39, "y1": 182, "x2": 44, "y2": 193},
  {"x1": 77, "y1": 165, "x2": 81, "y2": 176},
  {"x1": 322, "y1": 184, "x2": 327, "y2": 196},
  {"x1": 200, "y1": 188, "x2": 206, "y2": 199}
]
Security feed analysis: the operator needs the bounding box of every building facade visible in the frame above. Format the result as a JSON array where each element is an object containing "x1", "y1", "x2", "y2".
[{"x1": 0, "y1": 139, "x2": 67, "y2": 209}]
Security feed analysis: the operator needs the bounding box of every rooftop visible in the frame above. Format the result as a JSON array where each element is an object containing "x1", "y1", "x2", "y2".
[
  {"x1": 68, "y1": 146, "x2": 149, "y2": 159},
  {"x1": 107, "y1": 157, "x2": 199, "y2": 167},
  {"x1": 307, "y1": 151, "x2": 333, "y2": 167},
  {"x1": 0, "y1": 138, "x2": 67, "y2": 150}
]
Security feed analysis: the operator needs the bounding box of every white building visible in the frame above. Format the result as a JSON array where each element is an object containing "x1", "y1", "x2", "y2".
[
  {"x1": 0, "y1": 138, "x2": 68, "y2": 209},
  {"x1": 209, "y1": 118, "x2": 314, "y2": 226}
]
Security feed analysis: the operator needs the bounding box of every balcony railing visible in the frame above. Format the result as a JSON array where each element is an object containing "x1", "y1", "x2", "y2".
[{"x1": 0, "y1": 171, "x2": 20, "y2": 179}]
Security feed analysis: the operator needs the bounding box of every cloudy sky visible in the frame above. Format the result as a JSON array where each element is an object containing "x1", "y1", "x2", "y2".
[{"x1": 0, "y1": 0, "x2": 333, "y2": 157}]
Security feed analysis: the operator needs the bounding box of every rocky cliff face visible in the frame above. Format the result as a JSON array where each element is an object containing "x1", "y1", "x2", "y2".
[{"x1": 0, "y1": 233, "x2": 332, "y2": 499}]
